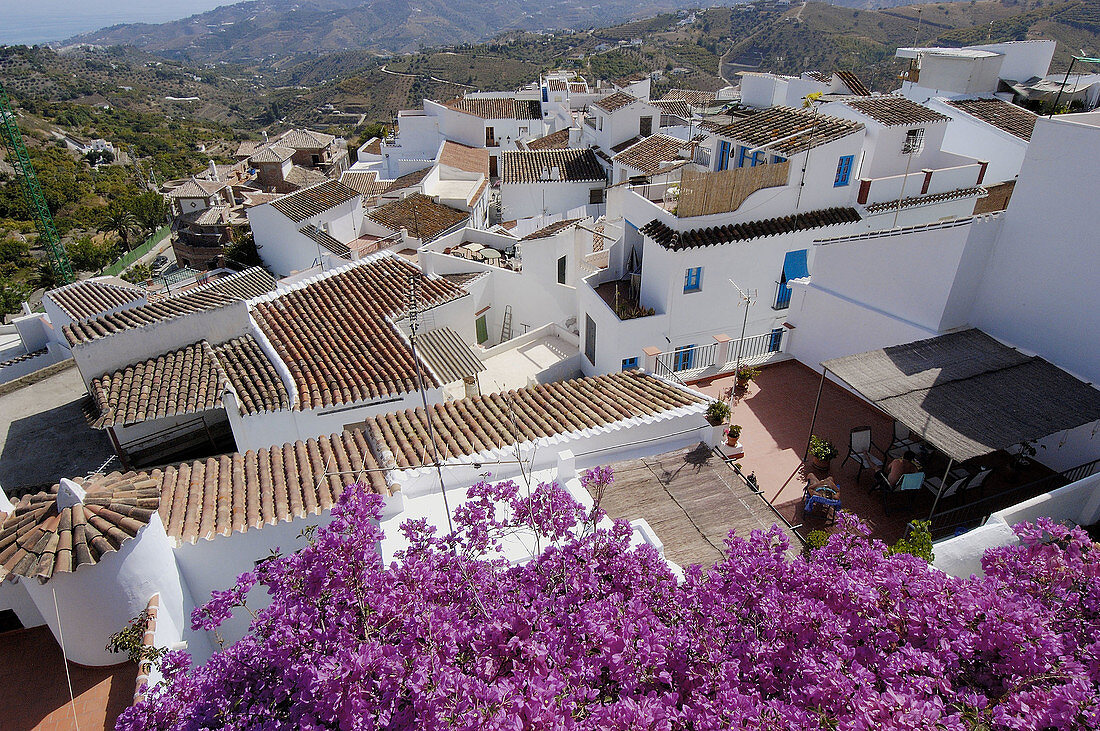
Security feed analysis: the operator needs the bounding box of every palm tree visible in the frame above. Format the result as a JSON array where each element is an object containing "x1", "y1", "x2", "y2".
[{"x1": 103, "y1": 203, "x2": 140, "y2": 251}]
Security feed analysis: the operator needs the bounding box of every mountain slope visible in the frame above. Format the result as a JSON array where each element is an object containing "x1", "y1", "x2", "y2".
[{"x1": 66, "y1": 0, "x2": 722, "y2": 60}]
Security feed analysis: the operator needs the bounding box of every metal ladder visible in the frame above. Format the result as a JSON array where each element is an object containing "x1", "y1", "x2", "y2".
[{"x1": 500, "y1": 304, "x2": 513, "y2": 343}]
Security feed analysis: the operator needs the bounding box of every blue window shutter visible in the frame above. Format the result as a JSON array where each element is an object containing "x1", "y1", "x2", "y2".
[
  {"x1": 684, "y1": 267, "x2": 701, "y2": 292},
  {"x1": 782, "y1": 249, "x2": 809, "y2": 285},
  {"x1": 717, "y1": 141, "x2": 729, "y2": 171},
  {"x1": 834, "y1": 155, "x2": 854, "y2": 187},
  {"x1": 737, "y1": 146, "x2": 748, "y2": 168},
  {"x1": 622, "y1": 357, "x2": 639, "y2": 371},
  {"x1": 768, "y1": 328, "x2": 783, "y2": 352}
]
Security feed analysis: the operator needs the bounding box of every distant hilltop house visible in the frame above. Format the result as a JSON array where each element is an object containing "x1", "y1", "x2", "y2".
[{"x1": 236, "y1": 128, "x2": 351, "y2": 194}]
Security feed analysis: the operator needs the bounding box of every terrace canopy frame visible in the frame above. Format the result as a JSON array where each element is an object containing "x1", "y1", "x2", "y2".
[{"x1": 804, "y1": 329, "x2": 1100, "y2": 514}]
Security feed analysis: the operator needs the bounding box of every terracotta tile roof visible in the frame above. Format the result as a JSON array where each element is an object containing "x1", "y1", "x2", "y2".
[
  {"x1": 469, "y1": 179, "x2": 488, "y2": 204},
  {"x1": 46, "y1": 277, "x2": 145, "y2": 323},
  {"x1": 660, "y1": 88, "x2": 717, "y2": 107},
  {"x1": 502, "y1": 148, "x2": 605, "y2": 184},
  {"x1": 251, "y1": 254, "x2": 468, "y2": 409},
  {"x1": 520, "y1": 218, "x2": 582, "y2": 241},
  {"x1": 641, "y1": 207, "x2": 862, "y2": 250},
  {"x1": 91, "y1": 341, "x2": 223, "y2": 427},
  {"x1": 547, "y1": 79, "x2": 569, "y2": 92},
  {"x1": 654, "y1": 99, "x2": 693, "y2": 119},
  {"x1": 382, "y1": 166, "x2": 431, "y2": 193},
  {"x1": 211, "y1": 336, "x2": 292, "y2": 415},
  {"x1": 341, "y1": 171, "x2": 387, "y2": 200},
  {"x1": 168, "y1": 178, "x2": 227, "y2": 198},
  {"x1": 90, "y1": 335, "x2": 290, "y2": 427},
  {"x1": 64, "y1": 268, "x2": 275, "y2": 345},
  {"x1": 527, "y1": 128, "x2": 571, "y2": 150},
  {"x1": 864, "y1": 186, "x2": 986, "y2": 214},
  {"x1": 593, "y1": 91, "x2": 640, "y2": 113},
  {"x1": 157, "y1": 430, "x2": 390, "y2": 544},
  {"x1": 844, "y1": 96, "x2": 950, "y2": 126},
  {"x1": 270, "y1": 180, "x2": 360, "y2": 223},
  {"x1": 248, "y1": 145, "x2": 295, "y2": 164},
  {"x1": 284, "y1": 165, "x2": 330, "y2": 189},
  {"x1": 299, "y1": 224, "x2": 350, "y2": 256},
  {"x1": 443, "y1": 97, "x2": 542, "y2": 120},
  {"x1": 569, "y1": 82, "x2": 588, "y2": 93},
  {"x1": 182, "y1": 205, "x2": 230, "y2": 227},
  {"x1": 807, "y1": 71, "x2": 833, "y2": 84},
  {"x1": 365, "y1": 371, "x2": 705, "y2": 469},
  {"x1": 610, "y1": 136, "x2": 643, "y2": 154},
  {"x1": 439, "y1": 141, "x2": 489, "y2": 175},
  {"x1": 277, "y1": 128, "x2": 337, "y2": 149},
  {"x1": 612, "y1": 134, "x2": 690, "y2": 175},
  {"x1": 709, "y1": 107, "x2": 864, "y2": 155},
  {"x1": 368, "y1": 193, "x2": 469, "y2": 242},
  {"x1": 440, "y1": 271, "x2": 489, "y2": 288},
  {"x1": 236, "y1": 140, "x2": 264, "y2": 157},
  {"x1": 946, "y1": 98, "x2": 1036, "y2": 141},
  {"x1": 0, "y1": 475, "x2": 160, "y2": 583},
  {"x1": 836, "y1": 70, "x2": 871, "y2": 96}
]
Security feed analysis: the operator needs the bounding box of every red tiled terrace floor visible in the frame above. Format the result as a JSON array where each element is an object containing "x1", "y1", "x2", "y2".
[
  {"x1": 691, "y1": 359, "x2": 1060, "y2": 544},
  {"x1": 0, "y1": 625, "x2": 136, "y2": 730}
]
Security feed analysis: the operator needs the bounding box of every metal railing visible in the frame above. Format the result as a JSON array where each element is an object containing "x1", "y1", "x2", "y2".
[
  {"x1": 929, "y1": 457, "x2": 1100, "y2": 539},
  {"x1": 653, "y1": 330, "x2": 784, "y2": 381},
  {"x1": 773, "y1": 280, "x2": 792, "y2": 310}
]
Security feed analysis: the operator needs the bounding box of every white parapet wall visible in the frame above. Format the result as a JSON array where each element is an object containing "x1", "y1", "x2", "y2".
[{"x1": 933, "y1": 471, "x2": 1100, "y2": 579}]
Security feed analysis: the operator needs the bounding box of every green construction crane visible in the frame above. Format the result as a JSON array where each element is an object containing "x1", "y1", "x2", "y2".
[{"x1": 0, "y1": 83, "x2": 74, "y2": 285}]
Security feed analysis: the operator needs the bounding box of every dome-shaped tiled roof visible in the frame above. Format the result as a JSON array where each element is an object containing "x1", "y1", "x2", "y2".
[{"x1": 0, "y1": 474, "x2": 161, "y2": 584}]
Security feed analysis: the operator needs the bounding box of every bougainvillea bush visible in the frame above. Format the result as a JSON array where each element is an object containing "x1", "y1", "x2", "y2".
[{"x1": 118, "y1": 469, "x2": 1100, "y2": 730}]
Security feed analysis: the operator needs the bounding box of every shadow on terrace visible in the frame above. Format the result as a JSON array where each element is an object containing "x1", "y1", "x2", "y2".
[
  {"x1": 691, "y1": 359, "x2": 1093, "y2": 545},
  {"x1": 593, "y1": 278, "x2": 656, "y2": 320}
]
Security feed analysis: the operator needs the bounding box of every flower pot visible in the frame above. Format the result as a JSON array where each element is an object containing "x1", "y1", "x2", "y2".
[
  {"x1": 810, "y1": 456, "x2": 832, "y2": 471},
  {"x1": 726, "y1": 434, "x2": 741, "y2": 448}
]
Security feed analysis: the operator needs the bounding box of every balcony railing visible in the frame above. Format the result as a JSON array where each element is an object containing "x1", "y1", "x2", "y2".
[
  {"x1": 653, "y1": 330, "x2": 785, "y2": 381},
  {"x1": 773, "y1": 280, "x2": 792, "y2": 310},
  {"x1": 928, "y1": 458, "x2": 1100, "y2": 539}
]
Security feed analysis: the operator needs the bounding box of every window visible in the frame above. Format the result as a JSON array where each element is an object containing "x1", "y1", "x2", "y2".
[
  {"x1": 684, "y1": 266, "x2": 702, "y2": 293},
  {"x1": 768, "y1": 328, "x2": 784, "y2": 353},
  {"x1": 834, "y1": 155, "x2": 854, "y2": 187},
  {"x1": 597, "y1": 116, "x2": 603, "y2": 131},
  {"x1": 589, "y1": 187, "x2": 604, "y2": 205},
  {"x1": 640, "y1": 115, "x2": 653, "y2": 136},
  {"x1": 673, "y1": 344, "x2": 696, "y2": 371},
  {"x1": 772, "y1": 155, "x2": 787, "y2": 164},
  {"x1": 737, "y1": 146, "x2": 748, "y2": 168},
  {"x1": 621, "y1": 357, "x2": 639, "y2": 371},
  {"x1": 902, "y1": 128, "x2": 925, "y2": 155},
  {"x1": 717, "y1": 140, "x2": 730, "y2": 171},
  {"x1": 519, "y1": 126, "x2": 528, "y2": 136},
  {"x1": 557, "y1": 255, "x2": 567, "y2": 284},
  {"x1": 584, "y1": 315, "x2": 596, "y2": 365}
]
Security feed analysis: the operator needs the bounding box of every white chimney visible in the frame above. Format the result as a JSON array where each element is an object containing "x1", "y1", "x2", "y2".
[
  {"x1": 262, "y1": 130, "x2": 269, "y2": 142},
  {"x1": 550, "y1": 166, "x2": 561, "y2": 181},
  {"x1": 540, "y1": 167, "x2": 550, "y2": 181},
  {"x1": 56, "y1": 478, "x2": 86, "y2": 510},
  {"x1": 208, "y1": 160, "x2": 218, "y2": 181}
]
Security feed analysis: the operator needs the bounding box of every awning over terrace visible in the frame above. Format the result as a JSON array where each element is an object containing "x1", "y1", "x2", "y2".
[
  {"x1": 820, "y1": 329, "x2": 1100, "y2": 463},
  {"x1": 415, "y1": 326, "x2": 486, "y2": 385}
]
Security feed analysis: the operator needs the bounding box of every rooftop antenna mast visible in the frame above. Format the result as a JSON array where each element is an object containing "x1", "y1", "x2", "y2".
[
  {"x1": 407, "y1": 274, "x2": 454, "y2": 533},
  {"x1": 727, "y1": 277, "x2": 757, "y2": 396}
]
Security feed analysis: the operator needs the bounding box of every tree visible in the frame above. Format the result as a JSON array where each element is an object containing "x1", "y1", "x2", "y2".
[
  {"x1": 119, "y1": 469, "x2": 1100, "y2": 730},
  {"x1": 129, "y1": 192, "x2": 168, "y2": 238},
  {"x1": 66, "y1": 235, "x2": 117, "y2": 272},
  {"x1": 102, "y1": 202, "x2": 140, "y2": 251},
  {"x1": 0, "y1": 277, "x2": 28, "y2": 316},
  {"x1": 222, "y1": 231, "x2": 262, "y2": 269}
]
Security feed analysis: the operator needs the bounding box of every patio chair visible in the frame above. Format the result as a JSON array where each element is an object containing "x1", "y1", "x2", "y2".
[
  {"x1": 804, "y1": 492, "x2": 842, "y2": 523},
  {"x1": 886, "y1": 422, "x2": 919, "y2": 459},
  {"x1": 924, "y1": 471, "x2": 972, "y2": 504},
  {"x1": 842, "y1": 426, "x2": 885, "y2": 482},
  {"x1": 964, "y1": 467, "x2": 992, "y2": 499},
  {"x1": 883, "y1": 471, "x2": 924, "y2": 515}
]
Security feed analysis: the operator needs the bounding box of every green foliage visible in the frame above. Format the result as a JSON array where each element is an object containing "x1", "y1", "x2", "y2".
[
  {"x1": 889, "y1": 521, "x2": 935, "y2": 563},
  {"x1": 103, "y1": 203, "x2": 140, "y2": 250},
  {"x1": 806, "y1": 529, "x2": 831, "y2": 551},
  {"x1": 706, "y1": 400, "x2": 731, "y2": 425},
  {"x1": 222, "y1": 231, "x2": 262, "y2": 269},
  {"x1": 130, "y1": 192, "x2": 169, "y2": 236},
  {"x1": 66, "y1": 235, "x2": 118, "y2": 272},
  {"x1": 0, "y1": 277, "x2": 28, "y2": 316},
  {"x1": 0, "y1": 236, "x2": 32, "y2": 274},
  {"x1": 106, "y1": 610, "x2": 166, "y2": 665},
  {"x1": 808, "y1": 435, "x2": 838, "y2": 461},
  {"x1": 121, "y1": 262, "x2": 152, "y2": 284}
]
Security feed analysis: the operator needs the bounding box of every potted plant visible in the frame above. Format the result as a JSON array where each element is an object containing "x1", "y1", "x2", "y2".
[
  {"x1": 735, "y1": 365, "x2": 760, "y2": 391},
  {"x1": 725, "y1": 424, "x2": 742, "y2": 448},
  {"x1": 808, "y1": 434, "x2": 838, "y2": 470},
  {"x1": 705, "y1": 400, "x2": 731, "y2": 426},
  {"x1": 1010, "y1": 440, "x2": 1039, "y2": 470}
]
